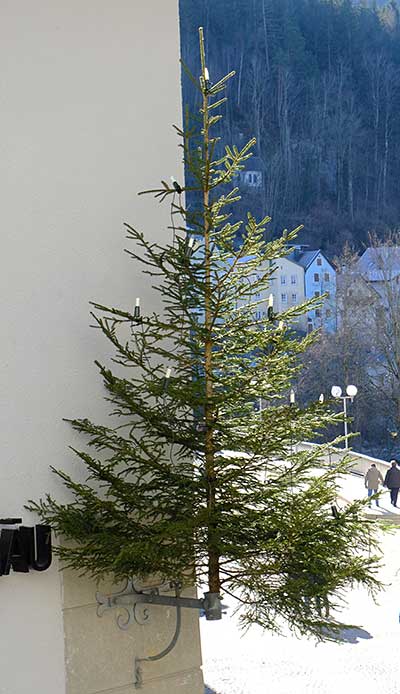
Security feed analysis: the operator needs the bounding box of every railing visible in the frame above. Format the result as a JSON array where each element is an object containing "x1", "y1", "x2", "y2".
[{"x1": 296, "y1": 441, "x2": 391, "y2": 478}]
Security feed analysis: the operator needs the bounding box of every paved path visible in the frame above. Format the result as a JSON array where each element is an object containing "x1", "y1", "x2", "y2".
[{"x1": 337, "y1": 471, "x2": 400, "y2": 520}]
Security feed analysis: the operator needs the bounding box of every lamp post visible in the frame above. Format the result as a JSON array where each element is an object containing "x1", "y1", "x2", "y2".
[
  {"x1": 330, "y1": 384, "x2": 358, "y2": 449},
  {"x1": 289, "y1": 389, "x2": 295, "y2": 454}
]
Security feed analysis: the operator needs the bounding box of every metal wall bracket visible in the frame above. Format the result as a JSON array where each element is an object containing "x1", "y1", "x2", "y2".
[{"x1": 96, "y1": 580, "x2": 222, "y2": 688}]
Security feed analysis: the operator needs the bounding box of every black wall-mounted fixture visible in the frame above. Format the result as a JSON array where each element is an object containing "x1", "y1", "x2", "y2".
[{"x1": 0, "y1": 520, "x2": 52, "y2": 576}]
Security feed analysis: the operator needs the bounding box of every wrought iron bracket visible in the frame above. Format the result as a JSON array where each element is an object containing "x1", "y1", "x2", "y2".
[
  {"x1": 95, "y1": 580, "x2": 222, "y2": 688},
  {"x1": 96, "y1": 579, "x2": 222, "y2": 624}
]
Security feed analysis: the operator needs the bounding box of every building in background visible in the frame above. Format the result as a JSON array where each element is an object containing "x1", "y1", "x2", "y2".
[
  {"x1": 230, "y1": 253, "x2": 307, "y2": 331},
  {"x1": 336, "y1": 265, "x2": 380, "y2": 333},
  {"x1": 239, "y1": 155, "x2": 264, "y2": 189},
  {"x1": 235, "y1": 246, "x2": 337, "y2": 334},
  {"x1": 289, "y1": 248, "x2": 337, "y2": 333},
  {"x1": 356, "y1": 246, "x2": 400, "y2": 303},
  {"x1": 269, "y1": 254, "x2": 307, "y2": 332},
  {"x1": 269, "y1": 247, "x2": 337, "y2": 333}
]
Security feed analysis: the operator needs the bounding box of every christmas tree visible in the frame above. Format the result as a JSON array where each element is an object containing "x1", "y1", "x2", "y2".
[{"x1": 28, "y1": 28, "x2": 381, "y2": 639}]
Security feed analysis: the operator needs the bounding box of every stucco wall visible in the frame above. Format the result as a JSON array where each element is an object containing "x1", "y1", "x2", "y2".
[
  {"x1": 270, "y1": 257, "x2": 307, "y2": 330},
  {"x1": 0, "y1": 2, "x2": 203, "y2": 693},
  {"x1": 305, "y1": 254, "x2": 337, "y2": 332}
]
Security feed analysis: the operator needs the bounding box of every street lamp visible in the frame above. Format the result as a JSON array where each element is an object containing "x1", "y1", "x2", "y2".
[
  {"x1": 330, "y1": 384, "x2": 358, "y2": 449},
  {"x1": 288, "y1": 389, "x2": 296, "y2": 455}
]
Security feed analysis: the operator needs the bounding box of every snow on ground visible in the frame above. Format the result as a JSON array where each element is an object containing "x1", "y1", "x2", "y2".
[
  {"x1": 201, "y1": 480, "x2": 400, "y2": 694},
  {"x1": 337, "y1": 472, "x2": 400, "y2": 519}
]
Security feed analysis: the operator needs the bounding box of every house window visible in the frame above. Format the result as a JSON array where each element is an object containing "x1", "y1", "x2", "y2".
[
  {"x1": 314, "y1": 291, "x2": 320, "y2": 297},
  {"x1": 315, "y1": 309, "x2": 321, "y2": 318},
  {"x1": 317, "y1": 257, "x2": 322, "y2": 266},
  {"x1": 281, "y1": 293, "x2": 287, "y2": 303},
  {"x1": 245, "y1": 171, "x2": 261, "y2": 186},
  {"x1": 314, "y1": 273, "x2": 320, "y2": 282},
  {"x1": 291, "y1": 293, "x2": 297, "y2": 302},
  {"x1": 281, "y1": 275, "x2": 286, "y2": 285},
  {"x1": 291, "y1": 275, "x2": 297, "y2": 285},
  {"x1": 324, "y1": 272, "x2": 330, "y2": 282}
]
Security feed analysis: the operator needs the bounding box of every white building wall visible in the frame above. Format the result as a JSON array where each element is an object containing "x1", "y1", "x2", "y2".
[
  {"x1": 305, "y1": 254, "x2": 337, "y2": 332},
  {"x1": 0, "y1": 2, "x2": 203, "y2": 693},
  {"x1": 270, "y1": 257, "x2": 307, "y2": 331}
]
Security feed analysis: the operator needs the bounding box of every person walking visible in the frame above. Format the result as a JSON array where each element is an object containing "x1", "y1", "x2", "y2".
[
  {"x1": 364, "y1": 463, "x2": 383, "y2": 507},
  {"x1": 384, "y1": 460, "x2": 400, "y2": 508}
]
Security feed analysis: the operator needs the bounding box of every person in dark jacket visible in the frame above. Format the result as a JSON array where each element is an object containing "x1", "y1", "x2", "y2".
[{"x1": 384, "y1": 460, "x2": 400, "y2": 507}]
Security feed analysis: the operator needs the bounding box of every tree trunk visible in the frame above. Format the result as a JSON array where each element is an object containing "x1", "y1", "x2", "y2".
[
  {"x1": 348, "y1": 137, "x2": 354, "y2": 223},
  {"x1": 200, "y1": 32, "x2": 220, "y2": 594},
  {"x1": 262, "y1": 0, "x2": 270, "y2": 73}
]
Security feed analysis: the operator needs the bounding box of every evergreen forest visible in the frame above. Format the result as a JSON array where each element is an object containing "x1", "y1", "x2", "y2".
[{"x1": 180, "y1": 0, "x2": 400, "y2": 255}]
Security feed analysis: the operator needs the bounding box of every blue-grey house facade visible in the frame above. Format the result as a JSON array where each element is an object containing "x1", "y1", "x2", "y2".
[{"x1": 287, "y1": 247, "x2": 337, "y2": 333}]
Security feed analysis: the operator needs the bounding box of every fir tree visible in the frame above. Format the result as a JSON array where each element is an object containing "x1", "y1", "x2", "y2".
[{"x1": 28, "y1": 28, "x2": 381, "y2": 639}]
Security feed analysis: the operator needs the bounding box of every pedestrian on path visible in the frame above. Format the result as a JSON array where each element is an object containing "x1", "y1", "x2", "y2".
[
  {"x1": 383, "y1": 460, "x2": 400, "y2": 508},
  {"x1": 364, "y1": 463, "x2": 383, "y2": 507}
]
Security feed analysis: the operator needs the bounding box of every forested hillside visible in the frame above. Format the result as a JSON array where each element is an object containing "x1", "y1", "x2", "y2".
[{"x1": 180, "y1": 0, "x2": 400, "y2": 255}]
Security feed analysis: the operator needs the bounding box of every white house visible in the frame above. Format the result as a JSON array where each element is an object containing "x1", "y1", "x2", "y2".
[
  {"x1": 239, "y1": 155, "x2": 264, "y2": 188},
  {"x1": 288, "y1": 247, "x2": 337, "y2": 333},
  {"x1": 269, "y1": 255, "x2": 308, "y2": 332},
  {"x1": 230, "y1": 247, "x2": 337, "y2": 335}
]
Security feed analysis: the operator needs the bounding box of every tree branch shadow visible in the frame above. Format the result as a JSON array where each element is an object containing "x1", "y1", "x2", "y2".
[{"x1": 338, "y1": 626, "x2": 373, "y2": 643}]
